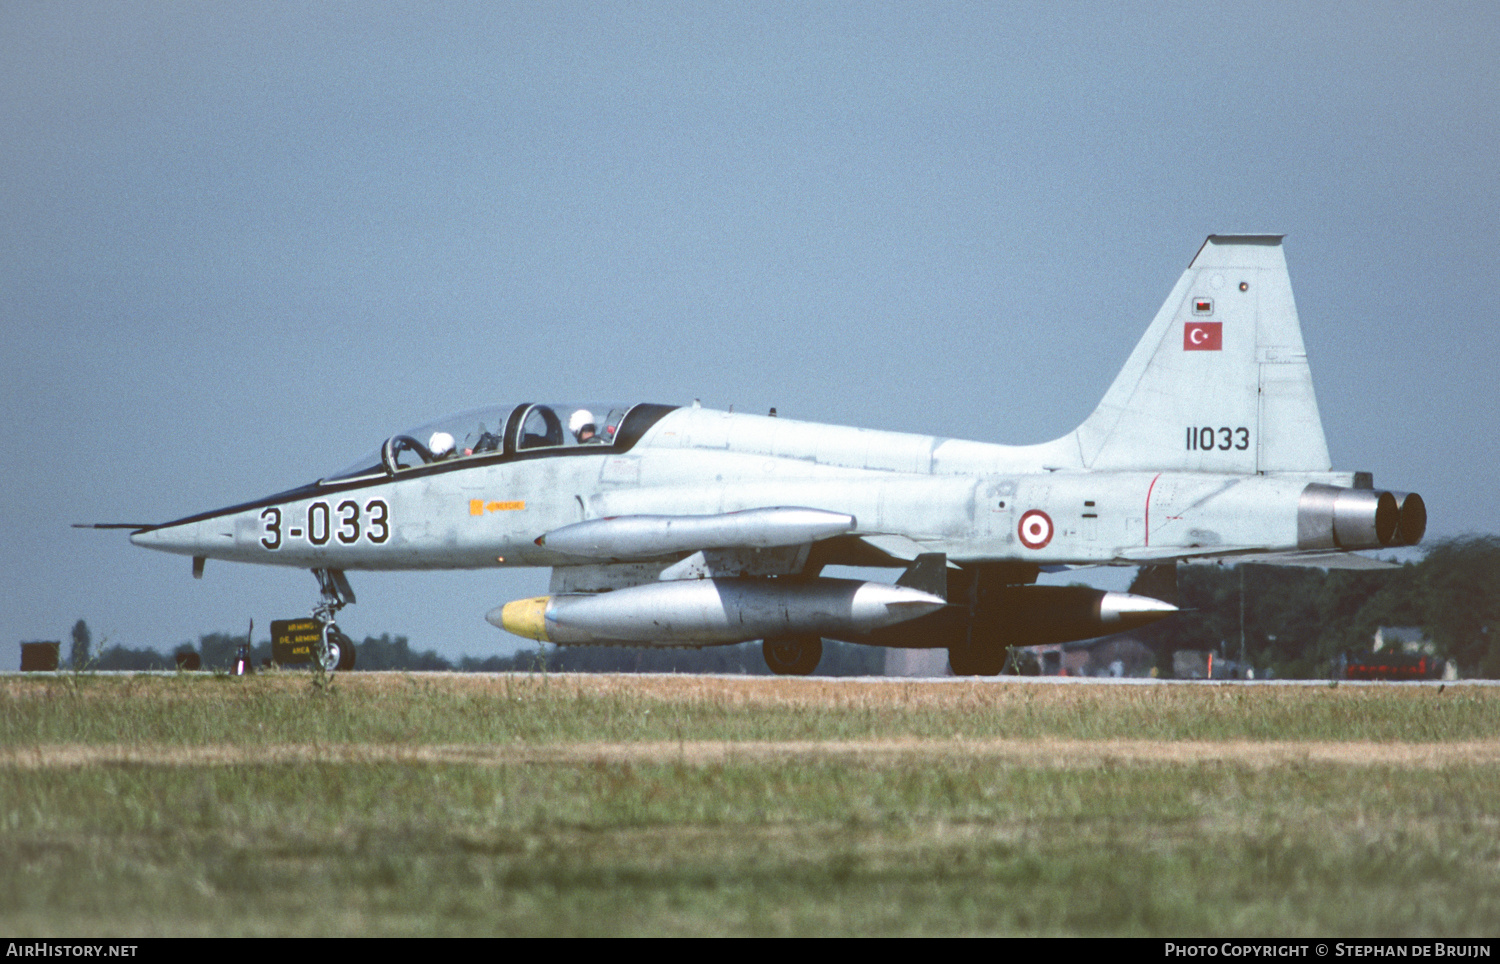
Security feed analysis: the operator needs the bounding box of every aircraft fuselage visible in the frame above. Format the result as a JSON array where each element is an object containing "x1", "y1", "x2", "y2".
[{"x1": 130, "y1": 405, "x2": 1364, "y2": 572}]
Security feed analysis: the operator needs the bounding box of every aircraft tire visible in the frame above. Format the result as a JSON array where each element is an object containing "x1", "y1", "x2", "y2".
[
  {"x1": 948, "y1": 643, "x2": 1004, "y2": 677},
  {"x1": 320, "y1": 625, "x2": 356, "y2": 673},
  {"x1": 763, "y1": 635, "x2": 822, "y2": 676}
]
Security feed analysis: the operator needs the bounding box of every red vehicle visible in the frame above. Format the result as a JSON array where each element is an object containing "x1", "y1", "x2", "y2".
[{"x1": 1339, "y1": 651, "x2": 1446, "y2": 681}]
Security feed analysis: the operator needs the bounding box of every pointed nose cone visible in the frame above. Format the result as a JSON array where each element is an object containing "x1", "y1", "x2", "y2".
[
  {"x1": 854, "y1": 583, "x2": 947, "y2": 622},
  {"x1": 1098, "y1": 591, "x2": 1178, "y2": 630},
  {"x1": 129, "y1": 515, "x2": 238, "y2": 558},
  {"x1": 131, "y1": 523, "x2": 200, "y2": 555}
]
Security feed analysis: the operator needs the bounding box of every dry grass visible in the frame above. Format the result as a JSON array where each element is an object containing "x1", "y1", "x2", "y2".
[
  {"x1": 7, "y1": 736, "x2": 1500, "y2": 770},
  {"x1": 3, "y1": 672, "x2": 1499, "y2": 936},
  {"x1": 6, "y1": 671, "x2": 1497, "y2": 744}
]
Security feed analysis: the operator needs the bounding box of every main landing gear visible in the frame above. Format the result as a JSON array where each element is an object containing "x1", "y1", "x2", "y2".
[
  {"x1": 763, "y1": 635, "x2": 822, "y2": 676},
  {"x1": 946, "y1": 641, "x2": 1005, "y2": 677},
  {"x1": 312, "y1": 568, "x2": 357, "y2": 673}
]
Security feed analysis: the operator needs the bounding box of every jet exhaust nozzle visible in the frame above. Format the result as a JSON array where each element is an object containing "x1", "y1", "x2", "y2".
[
  {"x1": 1389, "y1": 491, "x2": 1427, "y2": 547},
  {"x1": 487, "y1": 577, "x2": 945, "y2": 645},
  {"x1": 1298, "y1": 484, "x2": 1425, "y2": 550}
]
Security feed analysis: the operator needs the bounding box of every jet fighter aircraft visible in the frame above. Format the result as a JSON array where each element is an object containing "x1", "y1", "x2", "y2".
[{"x1": 103, "y1": 236, "x2": 1425, "y2": 674}]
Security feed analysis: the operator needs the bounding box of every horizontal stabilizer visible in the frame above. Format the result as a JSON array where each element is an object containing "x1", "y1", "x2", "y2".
[
  {"x1": 1119, "y1": 545, "x2": 1400, "y2": 570},
  {"x1": 1211, "y1": 551, "x2": 1402, "y2": 571},
  {"x1": 1115, "y1": 546, "x2": 1262, "y2": 563}
]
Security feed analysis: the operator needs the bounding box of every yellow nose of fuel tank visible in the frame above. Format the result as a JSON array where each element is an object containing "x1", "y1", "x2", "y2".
[{"x1": 488, "y1": 596, "x2": 551, "y2": 641}]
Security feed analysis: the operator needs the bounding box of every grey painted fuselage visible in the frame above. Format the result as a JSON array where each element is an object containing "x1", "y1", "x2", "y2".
[{"x1": 130, "y1": 407, "x2": 1360, "y2": 572}]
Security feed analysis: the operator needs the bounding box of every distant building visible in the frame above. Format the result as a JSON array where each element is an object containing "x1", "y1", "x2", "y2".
[
  {"x1": 1011, "y1": 635, "x2": 1157, "y2": 677},
  {"x1": 1373, "y1": 626, "x2": 1434, "y2": 655},
  {"x1": 1089, "y1": 636, "x2": 1157, "y2": 677},
  {"x1": 1170, "y1": 648, "x2": 1256, "y2": 679},
  {"x1": 1009, "y1": 642, "x2": 1084, "y2": 676}
]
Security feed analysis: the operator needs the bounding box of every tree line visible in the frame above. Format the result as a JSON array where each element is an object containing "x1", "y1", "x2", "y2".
[
  {"x1": 64, "y1": 628, "x2": 885, "y2": 676},
  {"x1": 1129, "y1": 535, "x2": 1500, "y2": 678}
]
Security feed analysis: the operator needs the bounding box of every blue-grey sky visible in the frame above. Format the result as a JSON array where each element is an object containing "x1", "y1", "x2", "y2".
[{"x1": 4, "y1": 2, "x2": 1497, "y2": 665}]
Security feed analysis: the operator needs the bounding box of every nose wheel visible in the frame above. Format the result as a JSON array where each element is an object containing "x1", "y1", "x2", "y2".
[
  {"x1": 318, "y1": 621, "x2": 356, "y2": 672},
  {"x1": 311, "y1": 568, "x2": 358, "y2": 673}
]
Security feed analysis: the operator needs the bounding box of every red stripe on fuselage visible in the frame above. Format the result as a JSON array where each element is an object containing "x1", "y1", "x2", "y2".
[{"x1": 1144, "y1": 472, "x2": 1162, "y2": 547}]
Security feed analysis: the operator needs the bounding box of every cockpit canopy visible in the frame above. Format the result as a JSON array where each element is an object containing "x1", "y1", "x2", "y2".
[{"x1": 326, "y1": 402, "x2": 658, "y2": 481}]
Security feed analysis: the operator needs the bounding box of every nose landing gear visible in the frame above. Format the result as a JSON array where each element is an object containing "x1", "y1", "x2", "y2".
[{"x1": 312, "y1": 568, "x2": 358, "y2": 673}]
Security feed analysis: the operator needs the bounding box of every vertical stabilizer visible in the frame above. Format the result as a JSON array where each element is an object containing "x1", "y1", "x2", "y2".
[{"x1": 1073, "y1": 235, "x2": 1330, "y2": 473}]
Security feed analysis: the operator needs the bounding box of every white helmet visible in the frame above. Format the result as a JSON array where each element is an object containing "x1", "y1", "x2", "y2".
[
  {"x1": 428, "y1": 431, "x2": 456, "y2": 458},
  {"x1": 568, "y1": 409, "x2": 595, "y2": 439}
]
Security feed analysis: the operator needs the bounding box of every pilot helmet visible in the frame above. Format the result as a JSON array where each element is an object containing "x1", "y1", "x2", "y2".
[
  {"x1": 428, "y1": 431, "x2": 456, "y2": 459},
  {"x1": 568, "y1": 409, "x2": 596, "y2": 440}
]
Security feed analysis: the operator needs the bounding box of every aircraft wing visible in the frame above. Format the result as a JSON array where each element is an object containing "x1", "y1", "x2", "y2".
[
  {"x1": 535, "y1": 507, "x2": 856, "y2": 561},
  {"x1": 854, "y1": 533, "x2": 933, "y2": 562}
]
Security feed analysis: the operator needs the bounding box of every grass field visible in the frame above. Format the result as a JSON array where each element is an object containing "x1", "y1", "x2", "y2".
[{"x1": 2, "y1": 672, "x2": 1498, "y2": 936}]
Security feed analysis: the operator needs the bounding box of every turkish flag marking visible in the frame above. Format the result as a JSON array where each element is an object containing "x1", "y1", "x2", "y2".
[{"x1": 1184, "y1": 322, "x2": 1222, "y2": 351}]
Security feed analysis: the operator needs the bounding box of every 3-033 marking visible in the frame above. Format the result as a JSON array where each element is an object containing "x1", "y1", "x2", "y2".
[
  {"x1": 1186, "y1": 426, "x2": 1249, "y2": 451},
  {"x1": 261, "y1": 499, "x2": 389, "y2": 550}
]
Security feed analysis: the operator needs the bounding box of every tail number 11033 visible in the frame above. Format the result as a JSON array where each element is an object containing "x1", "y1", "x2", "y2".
[{"x1": 1186, "y1": 426, "x2": 1249, "y2": 452}]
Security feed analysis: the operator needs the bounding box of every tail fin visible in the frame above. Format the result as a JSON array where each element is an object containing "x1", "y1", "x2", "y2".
[{"x1": 1074, "y1": 235, "x2": 1331, "y2": 473}]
